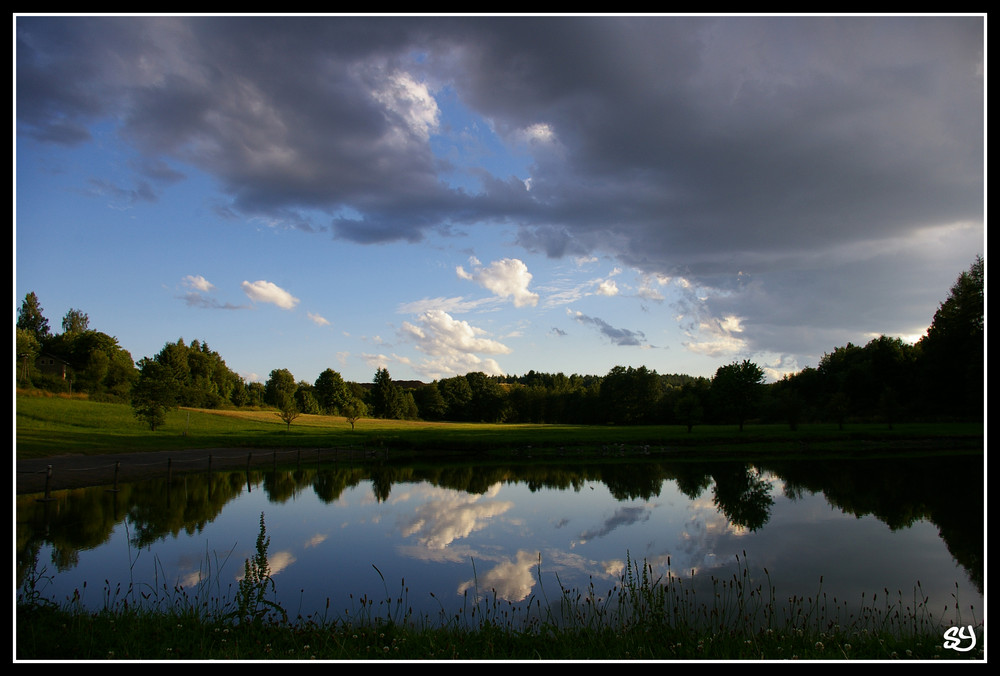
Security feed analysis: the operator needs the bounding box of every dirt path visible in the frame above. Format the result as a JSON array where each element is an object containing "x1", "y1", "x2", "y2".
[{"x1": 15, "y1": 446, "x2": 370, "y2": 495}]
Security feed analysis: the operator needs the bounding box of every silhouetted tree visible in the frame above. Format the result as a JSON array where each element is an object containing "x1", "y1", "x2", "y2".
[
  {"x1": 917, "y1": 256, "x2": 984, "y2": 420},
  {"x1": 673, "y1": 389, "x2": 704, "y2": 432},
  {"x1": 711, "y1": 360, "x2": 764, "y2": 431},
  {"x1": 599, "y1": 365, "x2": 662, "y2": 425}
]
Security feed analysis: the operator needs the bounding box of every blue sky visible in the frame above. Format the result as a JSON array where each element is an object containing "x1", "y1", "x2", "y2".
[{"x1": 15, "y1": 15, "x2": 985, "y2": 386}]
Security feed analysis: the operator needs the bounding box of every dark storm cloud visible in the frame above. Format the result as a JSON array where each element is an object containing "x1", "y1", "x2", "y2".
[
  {"x1": 578, "y1": 505, "x2": 652, "y2": 542},
  {"x1": 16, "y1": 16, "x2": 981, "y2": 246},
  {"x1": 570, "y1": 311, "x2": 648, "y2": 347},
  {"x1": 16, "y1": 15, "x2": 984, "y2": 366}
]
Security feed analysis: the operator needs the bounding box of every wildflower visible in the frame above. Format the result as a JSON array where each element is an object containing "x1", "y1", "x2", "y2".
[
  {"x1": 815, "y1": 641, "x2": 824, "y2": 651},
  {"x1": 905, "y1": 649, "x2": 912, "y2": 657},
  {"x1": 843, "y1": 644, "x2": 851, "y2": 651}
]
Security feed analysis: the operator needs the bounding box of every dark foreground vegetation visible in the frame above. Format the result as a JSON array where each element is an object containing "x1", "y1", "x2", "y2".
[{"x1": 17, "y1": 513, "x2": 982, "y2": 661}]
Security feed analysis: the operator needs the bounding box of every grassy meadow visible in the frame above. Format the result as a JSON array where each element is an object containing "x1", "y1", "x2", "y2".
[{"x1": 15, "y1": 388, "x2": 983, "y2": 461}]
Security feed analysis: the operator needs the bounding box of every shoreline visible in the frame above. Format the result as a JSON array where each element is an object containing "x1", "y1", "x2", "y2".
[{"x1": 16, "y1": 436, "x2": 982, "y2": 495}]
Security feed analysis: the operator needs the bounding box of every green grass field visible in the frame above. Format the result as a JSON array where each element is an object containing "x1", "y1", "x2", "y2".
[{"x1": 15, "y1": 389, "x2": 983, "y2": 461}]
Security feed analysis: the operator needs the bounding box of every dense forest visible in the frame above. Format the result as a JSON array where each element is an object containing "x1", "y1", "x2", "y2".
[{"x1": 16, "y1": 257, "x2": 983, "y2": 431}]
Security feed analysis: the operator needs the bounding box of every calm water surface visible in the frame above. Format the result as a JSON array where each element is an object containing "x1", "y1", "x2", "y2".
[{"x1": 17, "y1": 454, "x2": 983, "y2": 628}]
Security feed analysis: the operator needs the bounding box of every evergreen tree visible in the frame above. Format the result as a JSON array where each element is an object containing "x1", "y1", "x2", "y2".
[
  {"x1": 370, "y1": 367, "x2": 404, "y2": 419},
  {"x1": 16, "y1": 292, "x2": 51, "y2": 343}
]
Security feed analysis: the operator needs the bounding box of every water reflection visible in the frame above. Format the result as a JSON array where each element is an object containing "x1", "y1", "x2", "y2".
[{"x1": 16, "y1": 453, "x2": 983, "y2": 625}]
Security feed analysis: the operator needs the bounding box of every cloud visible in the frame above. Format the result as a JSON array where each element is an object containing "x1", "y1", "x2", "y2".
[
  {"x1": 399, "y1": 309, "x2": 511, "y2": 379},
  {"x1": 635, "y1": 273, "x2": 671, "y2": 302},
  {"x1": 683, "y1": 314, "x2": 748, "y2": 358},
  {"x1": 180, "y1": 293, "x2": 245, "y2": 310},
  {"x1": 568, "y1": 309, "x2": 648, "y2": 347},
  {"x1": 596, "y1": 279, "x2": 619, "y2": 296},
  {"x1": 457, "y1": 257, "x2": 540, "y2": 307},
  {"x1": 182, "y1": 274, "x2": 214, "y2": 292},
  {"x1": 178, "y1": 274, "x2": 246, "y2": 309},
  {"x1": 396, "y1": 296, "x2": 493, "y2": 315},
  {"x1": 241, "y1": 280, "x2": 300, "y2": 309},
  {"x1": 16, "y1": 16, "x2": 983, "y2": 369},
  {"x1": 307, "y1": 312, "x2": 330, "y2": 326}
]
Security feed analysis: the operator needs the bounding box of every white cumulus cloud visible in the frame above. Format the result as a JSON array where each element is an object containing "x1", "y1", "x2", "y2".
[
  {"x1": 241, "y1": 280, "x2": 300, "y2": 309},
  {"x1": 399, "y1": 309, "x2": 511, "y2": 379},
  {"x1": 456, "y1": 257, "x2": 539, "y2": 307},
  {"x1": 597, "y1": 279, "x2": 619, "y2": 296},
  {"x1": 182, "y1": 274, "x2": 214, "y2": 292}
]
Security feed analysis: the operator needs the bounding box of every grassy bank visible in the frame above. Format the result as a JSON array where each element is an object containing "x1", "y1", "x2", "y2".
[
  {"x1": 14, "y1": 390, "x2": 984, "y2": 461},
  {"x1": 17, "y1": 515, "x2": 982, "y2": 661}
]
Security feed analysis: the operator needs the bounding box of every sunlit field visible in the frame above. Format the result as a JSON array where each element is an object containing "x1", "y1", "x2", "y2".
[{"x1": 16, "y1": 390, "x2": 982, "y2": 462}]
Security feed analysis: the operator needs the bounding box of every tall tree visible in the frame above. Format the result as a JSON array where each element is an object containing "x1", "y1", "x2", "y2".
[
  {"x1": 711, "y1": 360, "x2": 765, "y2": 431},
  {"x1": 264, "y1": 368, "x2": 297, "y2": 409},
  {"x1": 314, "y1": 368, "x2": 350, "y2": 414},
  {"x1": 599, "y1": 365, "x2": 662, "y2": 425},
  {"x1": 16, "y1": 292, "x2": 51, "y2": 343},
  {"x1": 464, "y1": 371, "x2": 509, "y2": 422},
  {"x1": 917, "y1": 256, "x2": 984, "y2": 420},
  {"x1": 370, "y1": 367, "x2": 404, "y2": 419},
  {"x1": 131, "y1": 358, "x2": 178, "y2": 431},
  {"x1": 437, "y1": 375, "x2": 473, "y2": 420}
]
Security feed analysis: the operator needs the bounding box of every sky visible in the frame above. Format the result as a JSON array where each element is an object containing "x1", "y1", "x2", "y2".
[{"x1": 14, "y1": 14, "x2": 985, "y2": 386}]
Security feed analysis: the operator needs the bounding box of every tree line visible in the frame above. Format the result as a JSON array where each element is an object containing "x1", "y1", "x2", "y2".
[{"x1": 16, "y1": 256, "x2": 983, "y2": 431}]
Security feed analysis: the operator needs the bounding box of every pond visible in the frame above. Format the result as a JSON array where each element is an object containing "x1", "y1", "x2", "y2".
[{"x1": 16, "y1": 452, "x2": 983, "y2": 633}]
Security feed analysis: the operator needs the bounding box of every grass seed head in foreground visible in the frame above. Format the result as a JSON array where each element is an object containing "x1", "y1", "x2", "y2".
[{"x1": 16, "y1": 519, "x2": 983, "y2": 661}]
